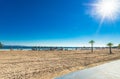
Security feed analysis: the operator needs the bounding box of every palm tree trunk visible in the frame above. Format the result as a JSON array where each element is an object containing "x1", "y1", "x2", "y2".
[
  {"x1": 110, "y1": 46, "x2": 112, "y2": 54},
  {"x1": 91, "y1": 44, "x2": 93, "y2": 53}
]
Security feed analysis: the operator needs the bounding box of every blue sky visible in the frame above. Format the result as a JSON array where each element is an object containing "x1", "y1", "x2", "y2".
[{"x1": 0, "y1": 0, "x2": 120, "y2": 46}]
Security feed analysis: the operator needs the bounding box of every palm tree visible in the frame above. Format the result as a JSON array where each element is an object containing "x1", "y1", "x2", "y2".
[
  {"x1": 107, "y1": 43, "x2": 113, "y2": 54},
  {"x1": 118, "y1": 44, "x2": 120, "y2": 49},
  {"x1": 0, "y1": 42, "x2": 3, "y2": 49},
  {"x1": 89, "y1": 40, "x2": 95, "y2": 53}
]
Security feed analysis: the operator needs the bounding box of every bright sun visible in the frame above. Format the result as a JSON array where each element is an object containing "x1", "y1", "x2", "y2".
[{"x1": 90, "y1": 0, "x2": 120, "y2": 22}]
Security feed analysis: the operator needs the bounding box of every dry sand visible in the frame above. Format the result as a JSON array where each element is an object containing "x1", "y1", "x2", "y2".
[{"x1": 0, "y1": 49, "x2": 120, "y2": 79}]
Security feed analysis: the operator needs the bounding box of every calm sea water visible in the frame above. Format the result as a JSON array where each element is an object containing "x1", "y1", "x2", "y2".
[
  {"x1": 0, "y1": 46, "x2": 102, "y2": 51},
  {"x1": 1, "y1": 46, "x2": 87, "y2": 51}
]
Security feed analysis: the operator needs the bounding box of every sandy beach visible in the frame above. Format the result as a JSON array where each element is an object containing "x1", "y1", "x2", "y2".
[
  {"x1": 1, "y1": 0, "x2": 120, "y2": 79},
  {"x1": 0, "y1": 49, "x2": 120, "y2": 79}
]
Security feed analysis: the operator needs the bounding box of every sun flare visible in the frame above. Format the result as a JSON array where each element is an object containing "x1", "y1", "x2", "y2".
[{"x1": 90, "y1": 0, "x2": 120, "y2": 22}]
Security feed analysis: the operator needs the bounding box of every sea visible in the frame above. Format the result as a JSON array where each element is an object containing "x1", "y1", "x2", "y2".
[
  {"x1": 0, "y1": 45, "x2": 107, "y2": 51},
  {"x1": 0, "y1": 45, "x2": 92, "y2": 51}
]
